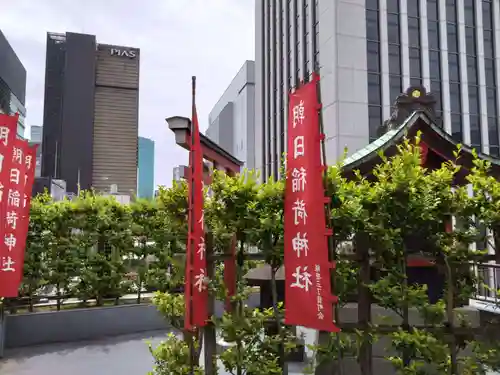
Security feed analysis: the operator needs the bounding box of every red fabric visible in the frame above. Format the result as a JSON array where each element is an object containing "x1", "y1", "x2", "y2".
[
  {"x1": 0, "y1": 119, "x2": 33, "y2": 297},
  {"x1": 16, "y1": 143, "x2": 38, "y2": 284},
  {"x1": 184, "y1": 100, "x2": 208, "y2": 330},
  {"x1": 284, "y1": 77, "x2": 339, "y2": 332},
  {"x1": 419, "y1": 142, "x2": 429, "y2": 165},
  {"x1": 0, "y1": 114, "x2": 18, "y2": 240}
]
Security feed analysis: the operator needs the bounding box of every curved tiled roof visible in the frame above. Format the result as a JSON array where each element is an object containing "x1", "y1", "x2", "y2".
[{"x1": 342, "y1": 110, "x2": 500, "y2": 172}]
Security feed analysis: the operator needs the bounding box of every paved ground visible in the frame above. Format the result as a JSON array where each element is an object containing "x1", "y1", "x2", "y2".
[{"x1": 0, "y1": 330, "x2": 307, "y2": 375}]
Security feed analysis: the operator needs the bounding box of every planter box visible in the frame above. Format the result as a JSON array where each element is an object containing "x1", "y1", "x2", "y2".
[
  {"x1": 2, "y1": 292, "x2": 262, "y2": 350},
  {"x1": 4, "y1": 303, "x2": 168, "y2": 349}
]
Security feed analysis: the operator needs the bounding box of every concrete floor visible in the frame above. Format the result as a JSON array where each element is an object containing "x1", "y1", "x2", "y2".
[
  {"x1": 0, "y1": 330, "x2": 168, "y2": 375},
  {"x1": 0, "y1": 330, "x2": 306, "y2": 375}
]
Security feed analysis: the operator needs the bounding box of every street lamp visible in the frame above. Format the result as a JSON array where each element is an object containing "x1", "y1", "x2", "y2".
[
  {"x1": 166, "y1": 116, "x2": 192, "y2": 147},
  {"x1": 165, "y1": 116, "x2": 191, "y2": 130}
]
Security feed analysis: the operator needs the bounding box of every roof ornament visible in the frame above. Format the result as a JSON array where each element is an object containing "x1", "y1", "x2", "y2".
[{"x1": 377, "y1": 86, "x2": 438, "y2": 137}]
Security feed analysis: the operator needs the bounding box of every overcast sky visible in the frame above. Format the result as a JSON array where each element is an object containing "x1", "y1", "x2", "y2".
[{"x1": 0, "y1": 0, "x2": 255, "y2": 188}]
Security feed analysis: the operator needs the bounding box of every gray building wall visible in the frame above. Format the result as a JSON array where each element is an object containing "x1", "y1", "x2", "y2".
[
  {"x1": 255, "y1": 0, "x2": 500, "y2": 181},
  {"x1": 92, "y1": 44, "x2": 140, "y2": 194},
  {"x1": 207, "y1": 60, "x2": 256, "y2": 170},
  {"x1": 0, "y1": 29, "x2": 27, "y2": 137},
  {"x1": 255, "y1": 0, "x2": 369, "y2": 179},
  {"x1": 30, "y1": 125, "x2": 42, "y2": 143},
  {"x1": 0, "y1": 30, "x2": 26, "y2": 104},
  {"x1": 207, "y1": 102, "x2": 234, "y2": 153},
  {"x1": 29, "y1": 125, "x2": 42, "y2": 178}
]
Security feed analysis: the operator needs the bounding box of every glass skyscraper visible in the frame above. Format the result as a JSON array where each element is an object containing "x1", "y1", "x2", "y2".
[{"x1": 138, "y1": 136, "x2": 155, "y2": 199}]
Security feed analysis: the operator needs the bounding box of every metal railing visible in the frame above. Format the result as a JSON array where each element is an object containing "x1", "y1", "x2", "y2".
[{"x1": 473, "y1": 262, "x2": 500, "y2": 304}]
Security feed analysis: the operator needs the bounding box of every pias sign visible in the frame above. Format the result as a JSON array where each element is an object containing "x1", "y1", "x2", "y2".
[{"x1": 110, "y1": 48, "x2": 137, "y2": 58}]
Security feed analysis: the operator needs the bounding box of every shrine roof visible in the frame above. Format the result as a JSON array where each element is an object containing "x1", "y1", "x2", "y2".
[{"x1": 340, "y1": 86, "x2": 500, "y2": 181}]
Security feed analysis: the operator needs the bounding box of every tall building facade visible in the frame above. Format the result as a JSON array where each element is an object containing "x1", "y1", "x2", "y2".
[
  {"x1": 207, "y1": 60, "x2": 256, "y2": 169},
  {"x1": 41, "y1": 32, "x2": 140, "y2": 194},
  {"x1": 255, "y1": 0, "x2": 500, "y2": 180},
  {"x1": 29, "y1": 125, "x2": 42, "y2": 177},
  {"x1": 137, "y1": 136, "x2": 155, "y2": 199},
  {"x1": 0, "y1": 30, "x2": 26, "y2": 137}
]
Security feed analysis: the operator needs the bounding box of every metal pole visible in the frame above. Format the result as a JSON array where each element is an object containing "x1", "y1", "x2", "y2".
[
  {"x1": 77, "y1": 168, "x2": 81, "y2": 194},
  {"x1": 316, "y1": 70, "x2": 343, "y2": 375},
  {"x1": 189, "y1": 75, "x2": 197, "y2": 375},
  {"x1": 54, "y1": 141, "x2": 58, "y2": 179}
]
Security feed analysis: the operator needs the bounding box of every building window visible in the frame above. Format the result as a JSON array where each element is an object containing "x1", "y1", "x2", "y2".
[
  {"x1": 409, "y1": 47, "x2": 422, "y2": 84},
  {"x1": 390, "y1": 75, "x2": 402, "y2": 103},
  {"x1": 447, "y1": 0, "x2": 462, "y2": 141},
  {"x1": 312, "y1": 0, "x2": 319, "y2": 70},
  {"x1": 287, "y1": 1, "x2": 292, "y2": 87},
  {"x1": 427, "y1": 0, "x2": 443, "y2": 118},
  {"x1": 279, "y1": 0, "x2": 285, "y2": 174},
  {"x1": 293, "y1": 0, "x2": 299, "y2": 86},
  {"x1": 387, "y1": 0, "x2": 402, "y2": 104},
  {"x1": 408, "y1": 3, "x2": 422, "y2": 86},
  {"x1": 428, "y1": 21, "x2": 439, "y2": 50},
  {"x1": 446, "y1": 0, "x2": 457, "y2": 23},
  {"x1": 366, "y1": 0, "x2": 382, "y2": 142},
  {"x1": 408, "y1": 17, "x2": 420, "y2": 47},
  {"x1": 483, "y1": 0, "x2": 499, "y2": 156},
  {"x1": 465, "y1": 0, "x2": 480, "y2": 149},
  {"x1": 368, "y1": 73, "x2": 382, "y2": 105},
  {"x1": 369, "y1": 105, "x2": 382, "y2": 141},
  {"x1": 303, "y1": 0, "x2": 309, "y2": 78},
  {"x1": 430, "y1": 80, "x2": 442, "y2": 116},
  {"x1": 367, "y1": 42, "x2": 380, "y2": 72},
  {"x1": 387, "y1": 14, "x2": 400, "y2": 44}
]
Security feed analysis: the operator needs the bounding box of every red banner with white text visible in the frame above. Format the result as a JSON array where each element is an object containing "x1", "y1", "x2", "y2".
[
  {"x1": 184, "y1": 94, "x2": 208, "y2": 330},
  {"x1": 0, "y1": 138, "x2": 36, "y2": 296},
  {"x1": 284, "y1": 75, "x2": 339, "y2": 332},
  {"x1": 0, "y1": 114, "x2": 18, "y2": 235},
  {"x1": 0, "y1": 114, "x2": 30, "y2": 297},
  {"x1": 16, "y1": 142, "x2": 38, "y2": 284}
]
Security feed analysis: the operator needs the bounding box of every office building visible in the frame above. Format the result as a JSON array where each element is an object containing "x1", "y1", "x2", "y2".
[
  {"x1": 137, "y1": 136, "x2": 155, "y2": 199},
  {"x1": 207, "y1": 60, "x2": 256, "y2": 169},
  {"x1": 29, "y1": 125, "x2": 42, "y2": 177},
  {"x1": 0, "y1": 30, "x2": 26, "y2": 137},
  {"x1": 255, "y1": 0, "x2": 500, "y2": 180},
  {"x1": 172, "y1": 165, "x2": 187, "y2": 187},
  {"x1": 41, "y1": 32, "x2": 140, "y2": 194}
]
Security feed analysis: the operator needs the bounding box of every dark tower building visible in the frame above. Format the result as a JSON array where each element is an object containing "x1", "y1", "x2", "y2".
[
  {"x1": 41, "y1": 32, "x2": 140, "y2": 194},
  {"x1": 0, "y1": 29, "x2": 27, "y2": 137}
]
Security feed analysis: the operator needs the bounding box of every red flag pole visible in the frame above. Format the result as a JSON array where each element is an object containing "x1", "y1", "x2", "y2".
[
  {"x1": 188, "y1": 75, "x2": 197, "y2": 374},
  {"x1": 184, "y1": 76, "x2": 207, "y2": 372}
]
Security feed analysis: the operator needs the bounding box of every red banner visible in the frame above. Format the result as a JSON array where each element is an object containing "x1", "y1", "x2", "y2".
[
  {"x1": 0, "y1": 114, "x2": 28, "y2": 297},
  {"x1": 284, "y1": 75, "x2": 339, "y2": 331},
  {"x1": 16, "y1": 142, "x2": 38, "y2": 284},
  {"x1": 0, "y1": 138, "x2": 29, "y2": 297},
  {"x1": 0, "y1": 114, "x2": 18, "y2": 235},
  {"x1": 184, "y1": 93, "x2": 208, "y2": 330}
]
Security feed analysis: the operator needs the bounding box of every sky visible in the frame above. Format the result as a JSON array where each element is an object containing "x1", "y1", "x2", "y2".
[{"x1": 0, "y1": 0, "x2": 255, "y2": 188}]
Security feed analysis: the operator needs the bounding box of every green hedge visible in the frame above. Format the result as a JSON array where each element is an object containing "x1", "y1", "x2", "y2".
[
  {"x1": 18, "y1": 186, "x2": 189, "y2": 310},
  {"x1": 13, "y1": 139, "x2": 500, "y2": 320}
]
